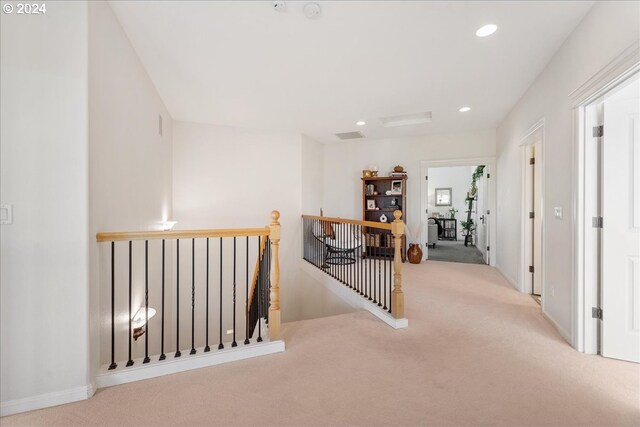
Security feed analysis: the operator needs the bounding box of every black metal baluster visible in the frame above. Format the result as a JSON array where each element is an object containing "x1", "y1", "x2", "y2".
[
  {"x1": 359, "y1": 226, "x2": 363, "y2": 295},
  {"x1": 190, "y1": 239, "x2": 196, "y2": 355},
  {"x1": 175, "y1": 239, "x2": 181, "y2": 358},
  {"x1": 257, "y1": 236, "x2": 263, "y2": 343},
  {"x1": 245, "y1": 236, "x2": 250, "y2": 345},
  {"x1": 383, "y1": 244, "x2": 388, "y2": 310},
  {"x1": 160, "y1": 240, "x2": 166, "y2": 360},
  {"x1": 143, "y1": 240, "x2": 150, "y2": 363},
  {"x1": 205, "y1": 238, "x2": 210, "y2": 352},
  {"x1": 109, "y1": 242, "x2": 117, "y2": 370},
  {"x1": 373, "y1": 240, "x2": 378, "y2": 304},
  {"x1": 219, "y1": 238, "x2": 224, "y2": 350},
  {"x1": 232, "y1": 237, "x2": 237, "y2": 347},
  {"x1": 127, "y1": 241, "x2": 134, "y2": 367},
  {"x1": 368, "y1": 234, "x2": 372, "y2": 300}
]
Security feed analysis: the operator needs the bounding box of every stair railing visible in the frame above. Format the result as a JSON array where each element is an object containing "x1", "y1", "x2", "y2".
[
  {"x1": 301, "y1": 210, "x2": 405, "y2": 318},
  {"x1": 96, "y1": 210, "x2": 281, "y2": 370}
]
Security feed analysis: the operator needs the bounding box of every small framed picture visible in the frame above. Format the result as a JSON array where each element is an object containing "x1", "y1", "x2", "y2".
[
  {"x1": 366, "y1": 199, "x2": 376, "y2": 210},
  {"x1": 390, "y1": 180, "x2": 403, "y2": 195},
  {"x1": 435, "y1": 188, "x2": 452, "y2": 206}
]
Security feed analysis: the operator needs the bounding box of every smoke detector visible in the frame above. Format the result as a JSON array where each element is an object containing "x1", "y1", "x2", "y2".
[
  {"x1": 303, "y1": 2, "x2": 321, "y2": 19},
  {"x1": 272, "y1": 1, "x2": 286, "y2": 12}
]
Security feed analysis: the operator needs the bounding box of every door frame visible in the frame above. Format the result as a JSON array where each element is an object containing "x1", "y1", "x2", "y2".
[
  {"x1": 419, "y1": 157, "x2": 497, "y2": 266},
  {"x1": 570, "y1": 42, "x2": 639, "y2": 354},
  {"x1": 519, "y1": 119, "x2": 545, "y2": 303}
]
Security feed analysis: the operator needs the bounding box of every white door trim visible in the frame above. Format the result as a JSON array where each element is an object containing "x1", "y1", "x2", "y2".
[
  {"x1": 419, "y1": 157, "x2": 497, "y2": 266},
  {"x1": 519, "y1": 120, "x2": 545, "y2": 310},
  {"x1": 571, "y1": 41, "x2": 640, "y2": 353}
]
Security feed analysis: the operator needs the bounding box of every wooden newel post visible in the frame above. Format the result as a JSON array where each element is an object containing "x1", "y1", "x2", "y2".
[
  {"x1": 391, "y1": 210, "x2": 405, "y2": 318},
  {"x1": 269, "y1": 210, "x2": 281, "y2": 340}
]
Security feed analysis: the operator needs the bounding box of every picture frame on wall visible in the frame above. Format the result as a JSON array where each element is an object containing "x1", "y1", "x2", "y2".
[
  {"x1": 366, "y1": 199, "x2": 376, "y2": 210},
  {"x1": 390, "y1": 180, "x2": 403, "y2": 195},
  {"x1": 435, "y1": 188, "x2": 452, "y2": 206}
]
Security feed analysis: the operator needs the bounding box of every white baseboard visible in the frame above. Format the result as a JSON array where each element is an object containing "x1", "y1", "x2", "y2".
[
  {"x1": 1, "y1": 385, "x2": 93, "y2": 417},
  {"x1": 301, "y1": 260, "x2": 408, "y2": 329},
  {"x1": 495, "y1": 263, "x2": 520, "y2": 291},
  {"x1": 95, "y1": 340, "x2": 285, "y2": 389},
  {"x1": 542, "y1": 310, "x2": 572, "y2": 344}
]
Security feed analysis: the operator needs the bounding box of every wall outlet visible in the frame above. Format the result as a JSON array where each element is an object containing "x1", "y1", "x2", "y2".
[
  {"x1": 554, "y1": 207, "x2": 563, "y2": 219},
  {"x1": 0, "y1": 204, "x2": 13, "y2": 225}
]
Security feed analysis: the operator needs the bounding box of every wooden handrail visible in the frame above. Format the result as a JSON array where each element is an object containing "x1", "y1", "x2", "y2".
[
  {"x1": 96, "y1": 227, "x2": 270, "y2": 242},
  {"x1": 301, "y1": 214, "x2": 393, "y2": 231},
  {"x1": 247, "y1": 235, "x2": 268, "y2": 310}
]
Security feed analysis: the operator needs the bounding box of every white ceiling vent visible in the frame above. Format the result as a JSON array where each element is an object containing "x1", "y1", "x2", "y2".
[
  {"x1": 335, "y1": 131, "x2": 365, "y2": 140},
  {"x1": 380, "y1": 112, "x2": 432, "y2": 128}
]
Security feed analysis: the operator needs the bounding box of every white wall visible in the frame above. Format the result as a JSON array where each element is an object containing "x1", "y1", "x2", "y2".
[
  {"x1": 88, "y1": 1, "x2": 174, "y2": 370},
  {"x1": 427, "y1": 166, "x2": 476, "y2": 228},
  {"x1": 173, "y1": 122, "x2": 354, "y2": 325},
  {"x1": 0, "y1": 1, "x2": 90, "y2": 411},
  {"x1": 302, "y1": 135, "x2": 325, "y2": 215},
  {"x1": 496, "y1": 1, "x2": 640, "y2": 341},
  {"x1": 322, "y1": 130, "x2": 496, "y2": 235}
]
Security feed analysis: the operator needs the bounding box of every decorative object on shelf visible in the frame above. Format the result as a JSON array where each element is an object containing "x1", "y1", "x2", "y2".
[
  {"x1": 390, "y1": 198, "x2": 398, "y2": 207},
  {"x1": 390, "y1": 180, "x2": 403, "y2": 195},
  {"x1": 380, "y1": 213, "x2": 388, "y2": 223},
  {"x1": 448, "y1": 207, "x2": 458, "y2": 219},
  {"x1": 366, "y1": 199, "x2": 376, "y2": 210},
  {"x1": 407, "y1": 244, "x2": 423, "y2": 264},
  {"x1": 393, "y1": 165, "x2": 405, "y2": 173},
  {"x1": 365, "y1": 184, "x2": 375, "y2": 196},
  {"x1": 362, "y1": 169, "x2": 372, "y2": 178},
  {"x1": 385, "y1": 190, "x2": 392, "y2": 195},
  {"x1": 371, "y1": 166, "x2": 379, "y2": 177},
  {"x1": 435, "y1": 187, "x2": 452, "y2": 206}
]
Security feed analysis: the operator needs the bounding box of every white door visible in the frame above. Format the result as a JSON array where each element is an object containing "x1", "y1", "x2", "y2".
[
  {"x1": 475, "y1": 171, "x2": 489, "y2": 264},
  {"x1": 532, "y1": 144, "x2": 543, "y2": 296},
  {"x1": 602, "y1": 75, "x2": 640, "y2": 362}
]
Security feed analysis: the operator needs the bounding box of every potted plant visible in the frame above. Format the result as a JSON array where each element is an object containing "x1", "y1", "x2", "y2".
[{"x1": 448, "y1": 207, "x2": 458, "y2": 219}]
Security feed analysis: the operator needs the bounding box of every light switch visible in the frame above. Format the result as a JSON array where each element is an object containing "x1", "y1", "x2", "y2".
[
  {"x1": 0, "y1": 204, "x2": 13, "y2": 225},
  {"x1": 554, "y1": 207, "x2": 563, "y2": 220}
]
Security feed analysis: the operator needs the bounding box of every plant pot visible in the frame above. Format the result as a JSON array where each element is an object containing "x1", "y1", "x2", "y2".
[{"x1": 407, "y1": 243, "x2": 423, "y2": 264}]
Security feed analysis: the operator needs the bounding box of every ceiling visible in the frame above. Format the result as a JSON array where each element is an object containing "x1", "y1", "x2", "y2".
[{"x1": 109, "y1": 1, "x2": 593, "y2": 143}]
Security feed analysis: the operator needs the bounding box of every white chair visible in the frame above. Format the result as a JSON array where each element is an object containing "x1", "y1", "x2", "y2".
[{"x1": 427, "y1": 218, "x2": 439, "y2": 248}]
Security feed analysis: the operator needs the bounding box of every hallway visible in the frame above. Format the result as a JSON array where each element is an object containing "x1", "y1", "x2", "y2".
[{"x1": 4, "y1": 262, "x2": 638, "y2": 427}]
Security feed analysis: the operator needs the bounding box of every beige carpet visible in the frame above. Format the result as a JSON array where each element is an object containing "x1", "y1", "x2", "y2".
[{"x1": 3, "y1": 262, "x2": 639, "y2": 427}]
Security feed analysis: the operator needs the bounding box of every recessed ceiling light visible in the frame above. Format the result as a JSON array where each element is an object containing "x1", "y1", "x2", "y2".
[
  {"x1": 356, "y1": 121, "x2": 366, "y2": 126},
  {"x1": 476, "y1": 24, "x2": 497, "y2": 37},
  {"x1": 459, "y1": 106, "x2": 471, "y2": 113}
]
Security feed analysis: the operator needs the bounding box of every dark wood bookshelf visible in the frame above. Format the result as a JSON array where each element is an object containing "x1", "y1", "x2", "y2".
[{"x1": 362, "y1": 175, "x2": 407, "y2": 261}]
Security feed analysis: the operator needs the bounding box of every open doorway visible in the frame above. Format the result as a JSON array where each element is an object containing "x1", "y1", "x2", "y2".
[
  {"x1": 579, "y1": 71, "x2": 639, "y2": 363},
  {"x1": 421, "y1": 163, "x2": 491, "y2": 265},
  {"x1": 521, "y1": 123, "x2": 544, "y2": 305}
]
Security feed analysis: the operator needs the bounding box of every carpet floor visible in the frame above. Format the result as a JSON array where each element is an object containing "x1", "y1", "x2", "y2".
[
  {"x1": 3, "y1": 262, "x2": 639, "y2": 427},
  {"x1": 428, "y1": 240, "x2": 486, "y2": 264}
]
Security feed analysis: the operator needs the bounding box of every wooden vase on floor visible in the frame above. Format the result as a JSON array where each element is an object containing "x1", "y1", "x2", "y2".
[{"x1": 407, "y1": 243, "x2": 423, "y2": 264}]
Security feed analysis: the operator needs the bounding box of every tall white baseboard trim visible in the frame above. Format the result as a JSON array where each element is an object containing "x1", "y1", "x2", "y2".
[
  {"x1": 542, "y1": 311, "x2": 572, "y2": 345},
  {"x1": 95, "y1": 340, "x2": 285, "y2": 389},
  {"x1": 301, "y1": 260, "x2": 408, "y2": 329},
  {"x1": 1, "y1": 385, "x2": 93, "y2": 417},
  {"x1": 495, "y1": 263, "x2": 520, "y2": 291}
]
